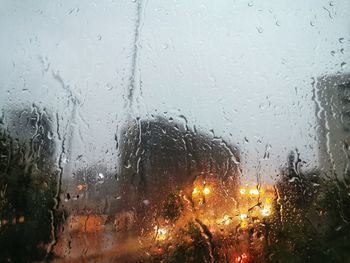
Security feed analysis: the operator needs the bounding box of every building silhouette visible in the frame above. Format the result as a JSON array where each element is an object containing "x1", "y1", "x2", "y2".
[
  {"x1": 63, "y1": 116, "x2": 241, "y2": 233},
  {"x1": 117, "y1": 116, "x2": 241, "y2": 228},
  {"x1": 315, "y1": 73, "x2": 350, "y2": 177}
]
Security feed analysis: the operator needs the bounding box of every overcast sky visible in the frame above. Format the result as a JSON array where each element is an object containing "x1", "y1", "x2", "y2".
[{"x1": 0, "y1": 0, "x2": 349, "y2": 183}]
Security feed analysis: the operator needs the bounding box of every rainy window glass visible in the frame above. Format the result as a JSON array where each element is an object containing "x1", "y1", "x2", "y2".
[{"x1": 0, "y1": 1, "x2": 350, "y2": 262}]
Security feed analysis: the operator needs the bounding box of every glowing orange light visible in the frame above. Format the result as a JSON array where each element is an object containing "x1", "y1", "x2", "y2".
[
  {"x1": 265, "y1": 197, "x2": 272, "y2": 204},
  {"x1": 235, "y1": 253, "x2": 249, "y2": 263},
  {"x1": 239, "y1": 188, "x2": 246, "y2": 195},
  {"x1": 156, "y1": 247, "x2": 165, "y2": 255},
  {"x1": 240, "y1": 213, "x2": 248, "y2": 220},
  {"x1": 240, "y1": 220, "x2": 248, "y2": 229},
  {"x1": 203, "y1": 187, "x2": 210, "y2": 195},
  {"x1": 222, "y1": 215, "x2": 231, "y2": 225},
  {"x1": 192, "y1": 187, "x2": 198, "y2": 195},
  {"x1": 154, "y1": 227, "x2": 167, "y2": 241},
  {"x1": 261, "y1": 207, "x2": 271, "y2": 217},
  {"x1": 77, "y1": 184, "x2": 85, "y2": 191},
  {"x1": 209, "y1": 226, "x2": 216, "y2": 234},
  {"x1": 249, "y1": 189, "x2": 259, "y2": 196}
]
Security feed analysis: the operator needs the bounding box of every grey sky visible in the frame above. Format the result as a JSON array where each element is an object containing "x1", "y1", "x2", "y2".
[{"x1": 0, "y1": 0, "x2": 349, "y2": 183}]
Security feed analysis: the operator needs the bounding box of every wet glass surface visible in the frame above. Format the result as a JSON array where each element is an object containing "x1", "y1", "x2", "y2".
[{"x1": 0, "y1": 1, "x2": 350, "y2": 262}]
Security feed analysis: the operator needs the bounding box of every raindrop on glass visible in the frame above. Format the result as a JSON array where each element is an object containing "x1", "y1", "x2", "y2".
[{"x1": 256, "y1": 26, "x2": 263, "y2": 33}]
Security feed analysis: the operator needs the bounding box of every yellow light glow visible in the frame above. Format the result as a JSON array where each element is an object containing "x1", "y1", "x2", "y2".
[
  {"x1": 240, "y1": 220, "x2": 248, "y2": 229},
  {"x1": 265, "y1": 197, "x2": 272, "y2": 204},
  {"x1": 239, "y1": 188, "x2": 246, "y2": 195},
  {"x1": 203, "y1": 187, "x2": 210, "y2": 195},
  {"x1": 77, "y1": 184, "x2": 85, "y2": 191},
  {"x1": 192, "y1": 187, "x2": 198, "y2": 195},
  {"x1": 240, "y1": 213, "x2": 248, "y2": 220},
  {"x1": 222, "y1": 215, "x2": 231, "y2": 225},
  {"x1": 261, "y1": 207, "x2": 271, "y2": 217},
  {"x1": 235, "y1": 253, "x2": 249, "y2": 263},
  {"x1": 155, "y1": 227, "x2": 167, "y2": 241},
  {"x1": 249, "y1": 189, "x2": 259, "y2": 196}
]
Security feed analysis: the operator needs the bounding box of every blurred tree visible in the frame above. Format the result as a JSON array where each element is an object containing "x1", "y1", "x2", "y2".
[
  {"x1": 317, "y1": 171, "x2": 350, "y2": 261},
  {"x1": 0, "y1": 105, "x2": 65, "y2": 262},
  {"x1": 267, "y1": 150, "x2": 350, "y2": 263},
  {"x1": 117, "y1": 116, "x2": 241, "y2": 232},
  {"x1": 161, "y1": 192, "x2": 184, "y2": 221},
  {"x1": 152, "y1": 220, "x2": 219, "y2": 263}
]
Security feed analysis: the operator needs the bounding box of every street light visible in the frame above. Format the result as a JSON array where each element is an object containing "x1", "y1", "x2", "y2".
[
  {"x1": 203, "y1": 187, "x2": 211, "y2": 195},
  {"x1": 249, "y1": 189, "x2": 259, "y2": 196}
]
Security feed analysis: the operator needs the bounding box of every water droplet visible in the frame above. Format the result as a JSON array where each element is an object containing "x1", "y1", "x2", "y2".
[
  {"x1": 310, "y1": 21, "x2": 315, "y2": 27},
  {"x1": 335, "y1": 225, "x2": 343, "y2": 231},
  {"x1": 289, "y1": 177, "x2": 297, "y2": 183},
  {"x1": 329, "y1": 1, "x2": 335, "y2": 6},
  {"x1": 256, "y1": 26, "x2": 263, "y2": 33},
  {"x1": 47, "y1": 131, "x2": 53, "y2": 140},
  {"x1": 330, "y1": 50, "x2": 336, "y2": 56},
  {"x1": 143, "y1": 199, "x2": 150, "y2": 206},
  {"x1": 275, "y1": 20, "x2": 281, "y2": 26},
  {"x1": 341, "y1": 62, "x2": 347, "y2": 69},
  {"x1": 339, "y1": 37, "x2": 345, "y2": 43},
  {"x1": 340, "y1": 48, "x2": 344, "y2": 54},
  {"x1": 248, "y1": 1, "x2": 254, "y2": 7},
  {"x1": 323, "y1": 6, "x2": 333, "y2": 19},
  {"x1": 97, "y1": 34, "x2": 102, "y2": 40}
]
